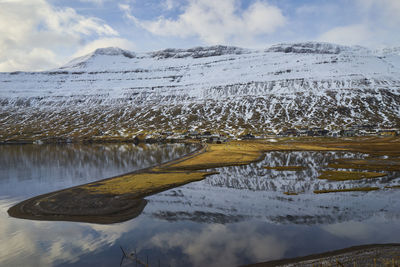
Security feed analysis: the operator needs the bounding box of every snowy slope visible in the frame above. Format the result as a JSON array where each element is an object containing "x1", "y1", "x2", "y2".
[{"x1": 0, "y1": 42, "x2": 400, "y2": 141}]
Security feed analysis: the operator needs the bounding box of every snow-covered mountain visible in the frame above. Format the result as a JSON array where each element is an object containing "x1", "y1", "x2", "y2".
[{"x1": 1, "y1": 42, "x2": 400, "y2": 141}]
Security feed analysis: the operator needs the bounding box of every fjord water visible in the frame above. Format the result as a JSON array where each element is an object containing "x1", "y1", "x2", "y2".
[{"x1": 1, "y1": 145, "x2": 400, "y2": 267}]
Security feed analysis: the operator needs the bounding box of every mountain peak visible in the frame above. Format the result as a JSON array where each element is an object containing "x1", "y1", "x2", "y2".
[
  {"x1": 379, "y1": 47, "x2": 400, "y2": 56},
  {"x1": 60, "y1": 47, "x2": 135, "y2": 69},
  {"x1": 150, "y1": 45, "x2": 250, "y2": 59},
  {"x1": 267, "y1": 42, "x2": 351, "y2": 54},
  {"x1": 2, "y1": 40, "x2": 400, "y2": 140},
  {"x1": 92, "y1": 47, "x2": 135, "y2": 58}
]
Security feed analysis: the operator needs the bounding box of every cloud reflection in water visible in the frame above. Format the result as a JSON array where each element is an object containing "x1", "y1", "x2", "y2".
[
  {"x1": 147, "y1": 222, "x2": 286, "y2": 267},
  {"x1": 1, "y1": 148, "x2": 400, "y2": 266}
]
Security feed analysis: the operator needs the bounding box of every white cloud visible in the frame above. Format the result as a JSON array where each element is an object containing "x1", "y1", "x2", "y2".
[
  {"x1": 119, "y1": 3, "x2": 140, "y2": 24},
  {"x1": 78, "y1": 0, "x2": 109, "y2": 5},
  {"x1": 123, "y1": 0, "x2": 286, "y2": 45},
  {"x1": 163, "y1": 0, "x2": 177, "y2": 10},
  {"x1": 318, "y1": 24, "x2": 372, "y2": 46},
  {"x1": 0, "y1": 0, "x2": 123, "y2": 72},
  {"x1": 149, "y1": 223, "x2": 286, "y2": 267},
  {"x1": 0, "y1": 48, "x2": 58, "y2": 73},
  {"x1": 356, "y1": 0, "x2": 400, "y2": 21},
  {"x1": 0, "y1": 199, "x2": 139, "y2": 266},
  {"x1": 322, "y1": 221, "x2": 372, "y2": 240},
  {"x1": 354, "y1": 0, "x2": 400, "y2": 30},
  {"x1": 317, "y1": 0, "x2": 400, "y2": 47}
]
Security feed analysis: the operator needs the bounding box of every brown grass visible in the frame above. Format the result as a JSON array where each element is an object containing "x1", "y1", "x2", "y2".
[
  {"x1": 314, "y1": 187, "x2": 380, "y2": 194},
  {"x1": 165, "y1": 140, "x2": 344, "y2": 170},
  {"x1": 8, "y1": 137, "x2": 400, "y2": 223},
  {"x1": 318, "y1": 170, "x2": 387, "y2": 181},
  {"x1": 328, "y1": 158, "x2": 400, "y2": 172},
  {"x1": 385, "y1": 185, "x2": 400, "y2": 189},
  {"x1": 283, "y1": 192, "x2": 299, "y2": 195},
  {"x1": 82, "y1": 171, "x2": 212, "y2": 195}
]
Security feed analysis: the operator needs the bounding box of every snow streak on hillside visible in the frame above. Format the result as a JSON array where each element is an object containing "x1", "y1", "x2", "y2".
[{"x1": 0, "y1": 42, "x2": 400, "y2": 140}]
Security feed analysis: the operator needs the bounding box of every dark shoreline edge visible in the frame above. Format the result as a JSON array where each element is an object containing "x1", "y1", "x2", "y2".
[
  {"x1": 8, "y1": 137, "x2": 400, "y2": 224},
  {"x1": 242, "y1": 243, "x2": 400, "y2": 266},
  {"x1": 7, "y1": 143, "x2": 211, "y2": 224}
]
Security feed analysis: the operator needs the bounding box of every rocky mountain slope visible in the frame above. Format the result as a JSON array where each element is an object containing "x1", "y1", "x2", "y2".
[{"x1": 1, "y1": 42, "x2": 400, "y2": 141}]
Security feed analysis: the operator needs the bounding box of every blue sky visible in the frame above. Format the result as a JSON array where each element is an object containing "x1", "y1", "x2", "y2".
[{"x1": 1, "y1": 0, "x2": 399, "y2": 71}]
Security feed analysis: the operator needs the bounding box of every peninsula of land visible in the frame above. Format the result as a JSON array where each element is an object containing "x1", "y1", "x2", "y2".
[{"x1": 8, "y1": 137, "x2": 400, "y2": 224}]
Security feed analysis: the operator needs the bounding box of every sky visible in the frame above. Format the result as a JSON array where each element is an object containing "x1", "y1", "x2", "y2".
[{"x1": 0, "y1": 0, "x2": 400, "y2": 72}]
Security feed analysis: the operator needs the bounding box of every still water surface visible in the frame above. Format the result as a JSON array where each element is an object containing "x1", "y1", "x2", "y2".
[{"x1": 0, "y1": 144, "x2": 400, "y2": 266}]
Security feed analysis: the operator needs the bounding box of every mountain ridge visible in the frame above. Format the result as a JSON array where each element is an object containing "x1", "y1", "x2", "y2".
[{"x1": 0, "y1": 42, "x2": 399, "y2": 141}]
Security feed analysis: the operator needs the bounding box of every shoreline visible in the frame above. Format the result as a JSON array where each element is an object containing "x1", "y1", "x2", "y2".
[
  {"x1": 8, "y1": 143, "x2": 212, "y2": 224},
  {"x1": 243, "y1": 243, "x2": 400, "y2": 266},
  {"x1": 1, "y1": 135, "x2": 399, "y2": 146},
  {"x1": 8, "y1": 137, "x2": 400, "y2": 224}
]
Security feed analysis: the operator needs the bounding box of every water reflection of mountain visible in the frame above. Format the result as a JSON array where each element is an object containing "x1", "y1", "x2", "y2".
[
  {"x1": 0, "y1": 143, "x2": 194, "y2": 198},
  {"x1": 0, "y1": 143, "x2": 198, "y2": 267},
  {"x1": 208, "y1": 151, "x2": 400, "y2": 192},
  {"x1": 1, "y1": 148, "x2": 400, "y2": 267},
  {"x1": 146, "y1": 151, "x2": 400, "y2": 225}
]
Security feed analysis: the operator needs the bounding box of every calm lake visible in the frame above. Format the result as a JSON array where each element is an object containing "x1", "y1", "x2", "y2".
[{"x1": 1, "y1": 144, "x2": 400, "y2": 267}]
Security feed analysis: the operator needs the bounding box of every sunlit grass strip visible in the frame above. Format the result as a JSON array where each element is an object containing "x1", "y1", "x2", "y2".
[
  {"x1": 283, "y1": 192, "x2": 299, "y2": 195},
  {"x1": 166, "y1": 142, "x2": 265, "y2": 170},
  {"x1": 314, "y1": 187, "x2": 379, "y2": 194},
  {"x1": 82, "y1": 171, "x2": 215, "y2": 195},
  {"x1": 328, "y1": 163, "x2": 400, "y2": 172},
  {"x1": 327, "y1": 157, "x2": 400, "y2": 172},
  {"x1": 264, "y1": 166, "x2": 305, "y2": 171},
  {"x1": 318, "y1": 170, "x2": 387, "y2": 181},
  {"x1": 385, "y1": 185, "x2": 400, "y2": 189},
  {"x1": 9, "y1": 138, "x2": 400, "y2": 224},
  {"x1": 166, "y1": 141, "x2": 340, "y2": 170}
]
